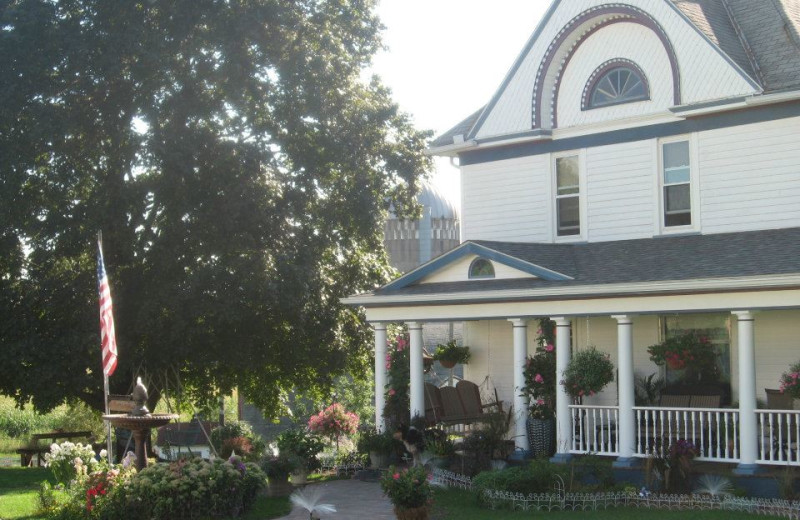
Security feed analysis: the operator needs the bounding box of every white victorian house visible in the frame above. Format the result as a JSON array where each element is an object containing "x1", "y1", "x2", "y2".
[{"x1": 344, "y1": 0, "x2": 800, "y2": 474}]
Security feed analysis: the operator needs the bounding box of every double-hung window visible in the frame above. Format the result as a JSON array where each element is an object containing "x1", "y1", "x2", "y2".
[
  {"x1": 661, "y1": 140, "x2": 692, "y2": 228},
  {"x1": 555, "y1": 155, "x2": 581, "y2": 237}
]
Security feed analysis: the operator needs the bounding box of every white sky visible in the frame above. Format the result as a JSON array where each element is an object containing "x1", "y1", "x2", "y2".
[{"x1": 371, "y1": 1, "x2": 550, "y2": 205}]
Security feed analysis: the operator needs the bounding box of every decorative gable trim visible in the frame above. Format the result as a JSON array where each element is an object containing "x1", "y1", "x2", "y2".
[
  {"x1": 534, "y1": 4, "x2": 681, "y2": 130},
  {"x1": 380, "y1": 242, "x2": 573, "y2": 292}
]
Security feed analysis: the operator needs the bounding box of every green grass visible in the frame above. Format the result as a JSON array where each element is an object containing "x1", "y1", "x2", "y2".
[
  {"x1": 431, "y1": 488, "x2": 769, "y2": 519},
  {"x1": 237, "y1": 495, "x2": 291, "y2": 519},
  {"x1": 0, "y1": 466, "x2": 52, "y2": 520}
]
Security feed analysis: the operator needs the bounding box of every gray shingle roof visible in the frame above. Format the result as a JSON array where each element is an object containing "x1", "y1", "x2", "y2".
[
  {"x1": 431, "y1": 0, "x2": 800, "y2": 149},
  {"x1": 378, "y1": 227, "x2": 800, "y2": 296}
]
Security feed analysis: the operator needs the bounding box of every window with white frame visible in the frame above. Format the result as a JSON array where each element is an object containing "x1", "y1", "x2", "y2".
[
  {"x1": 661, "y1": 140, "x2": 692, "y2": 228},
  {"x1": 555, "y1": 155, "x2": 580, "y2": 236}
]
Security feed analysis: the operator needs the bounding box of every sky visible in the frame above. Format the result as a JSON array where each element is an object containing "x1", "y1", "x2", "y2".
[{"x1": 371, "y1": 1, "x2": 550, "y2": 206}]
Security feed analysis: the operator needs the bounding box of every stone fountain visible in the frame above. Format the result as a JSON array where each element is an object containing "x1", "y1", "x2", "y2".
[{"x1": 103, "y1": 377, "x2": 178, "y2": 470}]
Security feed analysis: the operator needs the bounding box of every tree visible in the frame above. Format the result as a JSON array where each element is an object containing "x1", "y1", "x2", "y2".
[{"x1": 0, "y1": 0, "x2": 430, "y2": 414}]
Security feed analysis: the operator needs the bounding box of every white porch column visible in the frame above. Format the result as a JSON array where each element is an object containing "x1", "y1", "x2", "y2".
[
  {"x1": 552, "y1": 316, "x2": 573, "y2": 462},
  {"x1": 373, "y1": 323, "x2": 388, "y2": 433},
  {"x1": 509, "y1": 318, "x2": 530, "y2": 455},
  {"x1": 407, "y1": 322, "x2": 425, "y2": 422},
  {"x1": 733, "y1": 311, "x2": 758, "y2": 474},
  {"x1": 612, "y1": 315, "x2": 637, "y2": 466}
]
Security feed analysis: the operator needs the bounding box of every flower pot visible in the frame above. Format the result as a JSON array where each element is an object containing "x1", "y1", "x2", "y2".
[
  {"x1": 369, "y1": 451, "x2": 388, "y2": 469},
  {"x1": 290, "y1": 469, "x2": 308, "y2": 485},
  {"x1": 394, "y1": 505, "x2": 429, "y2": 520},
  {"x1": 438, "y1": 359, "x2": 456, "y2": 369},
  {"x1": 526, "y1": 417, "x2": 555, "y2": 458}
]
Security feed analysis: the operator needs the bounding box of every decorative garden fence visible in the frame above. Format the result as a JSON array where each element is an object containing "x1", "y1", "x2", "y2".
[{"x1": 430, "y1": 468, "x2": 800, "y2": 519}]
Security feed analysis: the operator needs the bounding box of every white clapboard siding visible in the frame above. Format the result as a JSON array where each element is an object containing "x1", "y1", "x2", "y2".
[
  {"x1": 461, "y1": 155, "x2": 550, "y2": 242},
  {"x1": 586, "y1": 141, "x2": 655, "y2": 241},
  {"x1": 476, "y1": 0, "x2": 757, "y2": 139},
  {"x1": 699, "y1": 116, "x2": 800, "y2": 234}
]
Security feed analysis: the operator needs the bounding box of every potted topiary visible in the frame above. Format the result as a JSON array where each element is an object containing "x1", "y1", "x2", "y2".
[
  {"x1": 432, "y1": 340, "x2": 471, "y2": 369},
  {"x1": 276, "y1": 428, "x2": 324, "y2": 485},
  {"x1": 561, "y1": 346, "x2": 615, "y2": 401},
  {"x1": 357, "y1": 428, "x2": 396, "y2": 468}
]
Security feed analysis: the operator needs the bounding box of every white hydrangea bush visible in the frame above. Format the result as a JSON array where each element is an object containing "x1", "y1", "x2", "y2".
[{"x1": 44, "y1": 441, "x2": 100, "y2": 486}]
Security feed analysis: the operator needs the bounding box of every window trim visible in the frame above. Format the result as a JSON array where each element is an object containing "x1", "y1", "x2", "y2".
[
  {"x1": 655, "y1": 134, "x2": 700, "y2": 235},
  {"x1": 582, "y1": 59, "x2": 650, "y2": 111},
  {"x1": 552, "y1": 150, "x2": 587, "y2": 242},
  {"x1": 468, "y1": 258, "x2": 495, "y2": 279}
]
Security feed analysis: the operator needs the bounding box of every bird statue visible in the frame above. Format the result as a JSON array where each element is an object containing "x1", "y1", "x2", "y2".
[{"x1": 131, "y1": 377, "x2": 150, "y2": 416}]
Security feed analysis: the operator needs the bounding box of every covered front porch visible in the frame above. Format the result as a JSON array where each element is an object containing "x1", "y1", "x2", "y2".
[{"x1": 349, "y1": 289, "x2": 800, "y2": 473}]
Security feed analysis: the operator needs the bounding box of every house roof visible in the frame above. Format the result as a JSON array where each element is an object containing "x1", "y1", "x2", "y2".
[
  {"x1": 373, "y1": 227, "x2": 800, "y2": 298},
  {"x1": 431, "y1": 0, "x2": 800, "y2": 149}
]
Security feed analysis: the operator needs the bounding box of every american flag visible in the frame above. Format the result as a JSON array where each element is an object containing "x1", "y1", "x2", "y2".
[{"x1": 97, "y1": 240, "x2": 118, "y2": 377}]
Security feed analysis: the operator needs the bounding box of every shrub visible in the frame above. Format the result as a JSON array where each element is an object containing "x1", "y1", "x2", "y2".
[
  {"x1": 779, "y1": 361, "x2": 800, "y2": 399},
  {"x1": 121, "y1": 457, "x2": 265, "y2": 519},
  {"x1": 561, "y1": 347, "x2": 615, "y2": 399},
  {"x1": 44, "y1": 441, "x2": 104, "y2": 487},
  {"x1": 307, "y1": 403, "x2": 359, "y2": 443},
  {"x1": 356, "y1": 428, "x2": 396, "y2": 455},
  {"x1": 276, "y1": 428, "x2": 324, "y2": 472},
  {"x1": 472, "y1": 459, "x2": 569, "y2": 505},
  {"x1": 260, "y1": 454, "x2": 297, "y2": 480},
  {"x1": 210, "y1": 420, "x2": 265, "y2": 461}
]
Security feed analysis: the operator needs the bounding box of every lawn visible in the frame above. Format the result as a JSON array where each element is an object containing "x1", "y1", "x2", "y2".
[
  {"x1": 0, "y1": 465, "x2": 52, "y2": 520},
  {"x1": 432, "y1": 488, "x2": 771, "y2": 520}
]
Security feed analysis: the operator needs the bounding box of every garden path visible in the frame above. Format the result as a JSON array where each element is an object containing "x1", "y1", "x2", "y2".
[{"x1": 279, "y1": 478, "x2": 395, "y2": 519}]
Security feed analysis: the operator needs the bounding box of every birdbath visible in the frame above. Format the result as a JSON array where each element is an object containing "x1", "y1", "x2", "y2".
[{"x1": 103, "y1": 377, "x2": 178, "y2": 471}]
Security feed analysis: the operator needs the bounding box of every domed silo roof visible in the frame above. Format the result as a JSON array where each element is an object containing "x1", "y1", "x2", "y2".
[
  {"x1": 385, "y1": 180, "x2": 461, "y2": 273},
  {"x1": 418, "y1": 181, "x2": 459, "y2": 220}
]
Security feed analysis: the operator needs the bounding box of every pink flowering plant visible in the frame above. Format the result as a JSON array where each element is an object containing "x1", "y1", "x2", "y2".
[
  {"x1": 307, "y1": 403, "x2": 360, "y2": 444},
  {"x1": 561, "y1": 347, "x2": 615, "y2": 401},
  {"x1": 779, "y1": 361, "x2": 800, "y2": 399},
  {"x1": 383, "y1": 331, "x2": 411, "y2": 428},
  {"x1": 647, "y1": 331, "x2": 720, "y2": 383},
  {"x1": 380, "y1": 465, "x2": 433, "y2": 510},
  {"x1": 522, "y1": 319, "x2": 557, "y2": 419}
]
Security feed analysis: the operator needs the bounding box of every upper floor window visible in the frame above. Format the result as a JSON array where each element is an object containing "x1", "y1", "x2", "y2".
[
  {"x1": 583, "y1": 59, "x2": 649, "y2": 110},
  {"x1": 661, "y1": 140, "x2": 692, "y2": 227},
  {"x1": 469, "y1": 258, "x2": 495, "y2": 279},
  {"x1": 555, "y1": 155, "x2": 580, "y2": 237}
]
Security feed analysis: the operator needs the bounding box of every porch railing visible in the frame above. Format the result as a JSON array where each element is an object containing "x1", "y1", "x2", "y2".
[
  {"x1": 756, "y1": 409, "x2": 800, "y2": 465},
  {"x1": 569, "y1": 404, "x2": 619, "y2": 456},
  {"x1": 634, "y1": 406, "x2": 740, "y2": 462},
  {"x1": 567, "y1": 406, "x2": 800, "y2": 466}
]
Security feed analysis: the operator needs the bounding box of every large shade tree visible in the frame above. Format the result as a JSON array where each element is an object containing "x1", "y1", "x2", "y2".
[{"x1": 0, "y1": 0, "x2": 430, "y2": 414}]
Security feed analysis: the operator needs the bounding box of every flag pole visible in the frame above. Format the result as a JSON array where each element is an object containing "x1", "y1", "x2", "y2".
[{"x1": 98, "y1": 231, "x2": 114, "y2": 463}]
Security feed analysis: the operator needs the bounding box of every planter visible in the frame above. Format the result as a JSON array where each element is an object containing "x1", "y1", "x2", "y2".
[
  {"x1": 526, "y1": 417, "x2": 555, "y2": 458},
  {"x1": 394, "y1": 505, "x2": 429, "y2": 520},
  {"x1": 369, "y1": 451, "x2": 389, "y2": 468},
  {"x1": 290, "y1": 469, "x2": 308, "y2": 485},
  {"x1": 438, "y1": 359, "x2": 456, "y2": 369}
]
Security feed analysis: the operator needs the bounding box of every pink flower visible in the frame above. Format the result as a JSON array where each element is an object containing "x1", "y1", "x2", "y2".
[
  {"x1": 393, "y1": 473, "x2": 400, "y2": 480},
  {"x1": 386, "y1": 354, "x2": 391, "y2": 361},
  {"x1": 536, "y1": 399, "x2": 545, "y2": 405},
  {"x1": 534, "y1": 374, "x2": 544, "y2": 384},
  {"x1": 545, "y1": 344, "x2": 554, "y2": 352},
  {"x1": 388, "y1": 389, "x2": 396, "y2": 396},
  {"x1": 386, "y1": 362, "x2": 391, "y2": 370}
]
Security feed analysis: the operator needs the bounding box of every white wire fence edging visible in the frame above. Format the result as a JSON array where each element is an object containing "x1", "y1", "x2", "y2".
[{"x1": 430, "y1": 468, "x2": 800, "y2": 519}]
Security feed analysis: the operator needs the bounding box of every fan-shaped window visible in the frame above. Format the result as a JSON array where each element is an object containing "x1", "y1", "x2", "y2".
[
  {"x1": 583, "y1": 60, "x2": 649, "y2": 110},
  {"x1": 469, "y1": 258, "x2": 495, "y2": 279}
]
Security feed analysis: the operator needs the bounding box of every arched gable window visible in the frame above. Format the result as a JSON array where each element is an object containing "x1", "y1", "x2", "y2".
[
  {"x1": 583, "y1": 59, "x2": 650, "y2": 110},
  {"x1": 468, "y1": 258, "x2": 495, "y2": 279}
]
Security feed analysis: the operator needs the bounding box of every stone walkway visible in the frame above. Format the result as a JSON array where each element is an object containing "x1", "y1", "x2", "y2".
[{"x1": 278, "y1": 478, "x2": 395, "y2": 519}]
